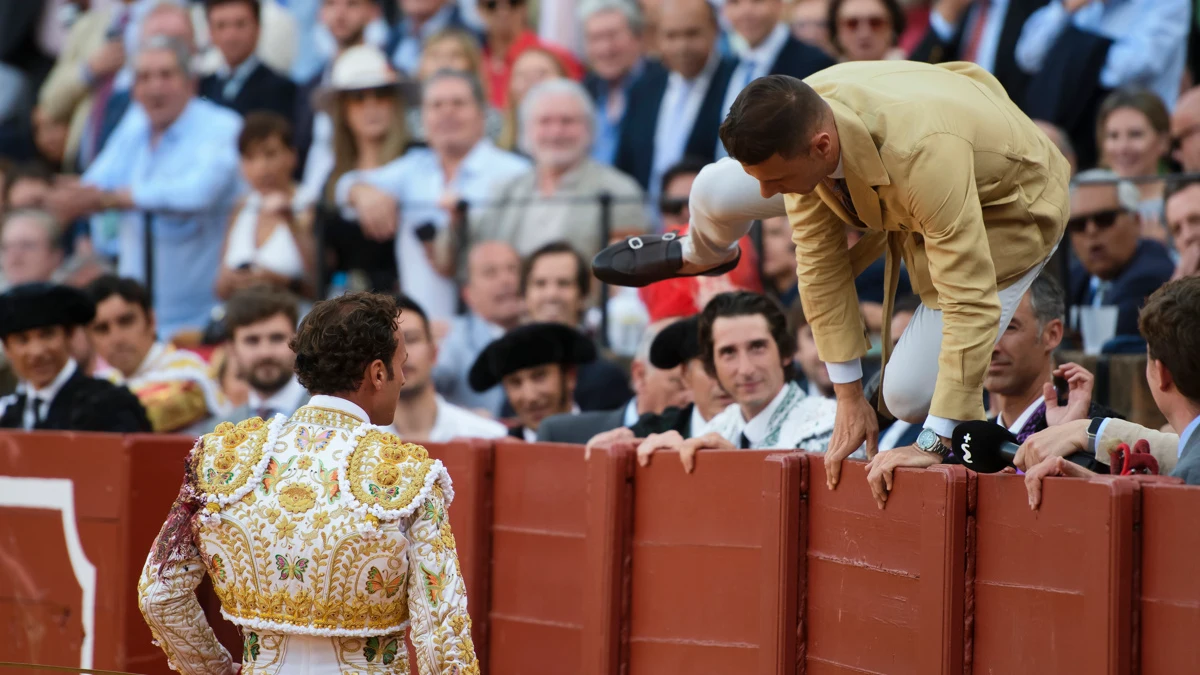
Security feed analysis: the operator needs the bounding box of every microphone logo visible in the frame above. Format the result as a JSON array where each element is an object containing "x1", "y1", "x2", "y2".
[{"x1": 961, "y1": 433, "x2": 973, "y2": 464}]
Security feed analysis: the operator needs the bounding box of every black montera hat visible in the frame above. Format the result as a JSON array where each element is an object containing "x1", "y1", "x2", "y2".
[
  {"x1": 0, "y1": 283, "x2": 95, "y2": 338},
  {"x1": 649, "y1": 314, "x2": 701, "y2": 370},
  {"x1": 468, "y1": 322, "x2": 597, "y2": 392}
]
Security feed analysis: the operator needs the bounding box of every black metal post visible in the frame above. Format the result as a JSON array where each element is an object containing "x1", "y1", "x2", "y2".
[
  {"x1": 455, "y1": 199, "x2": 470, "y2": 316},
  {"x1": 597, "y1": 192, "x2": 613, "y2": 349},
  {"x1": 142, "y1": 212, "x2": 155, "y2": 307},
  {"x1": 749, "y1": 219, "x2": 764, "y2": 289}
]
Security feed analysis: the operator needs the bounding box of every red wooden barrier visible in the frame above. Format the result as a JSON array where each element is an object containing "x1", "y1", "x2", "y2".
[
  {"x1": 487, "y1": 439, "x2": 590, "y2": 674},
  {"x1": 615, "y1": 448, "x2": 804, "y2": 675},
  {"x1": 972, "y1": 473, "x2": 1137, "y2": 675},
  {"x1": 1137, "y1": 481, "x2": 1200, "y2": 674},
  {"x1": 803, "y1": 457, "x2": 969, "y2": 675}
]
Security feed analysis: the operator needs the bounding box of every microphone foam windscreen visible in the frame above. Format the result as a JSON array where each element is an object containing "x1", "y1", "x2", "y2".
[{"x1": 952, "y1": 420, "x2": 1019, "y2": 474}]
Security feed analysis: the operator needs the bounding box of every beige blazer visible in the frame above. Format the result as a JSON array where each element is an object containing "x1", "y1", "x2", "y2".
[
  {"x1": 38, "y1": 7, "x2": 116, "y2": 169},
  {"x1": 785, "y1": 60, "x2": 1070, "y2": 421}
]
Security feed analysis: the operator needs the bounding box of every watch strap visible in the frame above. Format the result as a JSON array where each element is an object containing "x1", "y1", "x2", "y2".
[{"x1": 1087, "y1": 417, "x2": 1106, "y2": 456}]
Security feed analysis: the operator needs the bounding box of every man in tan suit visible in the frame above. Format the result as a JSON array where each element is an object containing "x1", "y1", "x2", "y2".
[{"x1": 593, "y1": 60, "x2": 1070, "y2": 503}]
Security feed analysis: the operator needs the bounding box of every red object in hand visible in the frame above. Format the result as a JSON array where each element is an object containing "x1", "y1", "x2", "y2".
[{"x1": 1108, "y1": 440, "x2": 1160, "y2": 476}]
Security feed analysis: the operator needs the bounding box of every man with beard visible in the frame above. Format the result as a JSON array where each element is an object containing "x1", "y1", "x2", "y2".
[
  {"x1": 0, "y1": 283, "x2": 151, "y2": 432},
  {"x1": 189, "y1": 287, "x2": 307, "y2": 432},
  {"x1": 448, "y1": 78, "x2": 647, "y2": 264},
  {"x1": 387, "y1": 294, "x2": 507, "y2": 442},
  {"x1": 468, "y1": 322, "x2": 595, "y2": 441}
]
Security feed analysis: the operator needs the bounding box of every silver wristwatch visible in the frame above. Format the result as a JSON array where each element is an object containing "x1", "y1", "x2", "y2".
[{"x1": 915, "y1": 428, "x2": 951, "y2": 458}]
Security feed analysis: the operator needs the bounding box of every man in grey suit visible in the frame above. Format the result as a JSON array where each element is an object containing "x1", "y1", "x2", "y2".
[
  {"x1": 1020, "y1": 276, "x2": 1200, "y2": 505},
  {"x1": 188, "y1": 287, "x2": 308, "y2": 433},
  {"x1": 538, "y1": 318, "x2": 691, "y2": 444}
]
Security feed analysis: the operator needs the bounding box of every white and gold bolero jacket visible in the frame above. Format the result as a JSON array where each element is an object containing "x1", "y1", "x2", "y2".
[{"x1": 137, "y1": 396, "x2": 478, "y2": 674}]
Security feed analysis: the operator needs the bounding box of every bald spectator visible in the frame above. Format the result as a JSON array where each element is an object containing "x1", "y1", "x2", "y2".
[
  {"x1": 1171, "y1": 86, "x2": 1200, "y2": 173},
  {"x1": 0, "y1": 209, "x2": 64, "y2": 290},
  {"x1": 434, "y1": 240, "x2": 525, "y2": 416},
  {"x1": 615, "y1": 0, "x2": 737, "y2": 197},
  {"x1": 1035, "y1": 120, "x2": 1077, "y2": 177},
  {"x1": 447, "y1": 78, "x2": 647, "y2": 271},
  {"x1": 1167, "y1": 179, "x2": 1200, "y2": 281}
]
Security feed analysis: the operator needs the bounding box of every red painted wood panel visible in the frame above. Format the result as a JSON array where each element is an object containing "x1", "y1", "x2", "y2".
[
  {"x1": 972, "y1": 473, "x2": 1136, "y2": 675},
  {"x1": 1138, "y1": 481, "x2": 1200, "y2": 675}
]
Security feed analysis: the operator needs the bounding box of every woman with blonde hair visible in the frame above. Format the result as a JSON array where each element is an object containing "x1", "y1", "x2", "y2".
[
  {"x1": 318, "y1": 45, "x2": 411, "y2": 292},
  {"x1": 1096, "y1": 88, "x2": 1172, "y2": 229},
  {"x1": 497, "y1": 46, "x2": 568, "y2": 152}
]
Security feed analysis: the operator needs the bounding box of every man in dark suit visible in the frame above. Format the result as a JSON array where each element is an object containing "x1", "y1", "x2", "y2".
[
  {"x1": 538, "y1": 318, "x2": 692, "y2": 444},
  {"x1": 580, "y1": 0, "x2": 665, "y2": 166},
  {"x1": 1066, "y1": 170, "x2": 1175, "y2": 341},
  {"x1": 468, "y1": 323, "x2": 596, "y2": 442},
  {"x1": 0, "y1": 283, "x2": 151, "y2": 432},
  {"x1": 911, "y1": 0, "x2": 1048, "y2": 103},
  {"x1": 717, "y1": 0, "x2": 834, "y2": 148},
  {"x1": 198, "y1": 0, "x2": 297, "y2": 121},
  {"x1": 582, "y1": 314, "x2": 735, "y2": 452},
  {"x1": 614, "y1": 0, "x2": 736, "y2": 194}
]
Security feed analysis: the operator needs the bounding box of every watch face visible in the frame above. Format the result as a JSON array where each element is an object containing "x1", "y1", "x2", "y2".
[{"x1": 916, "y1": 428, "x2": 937, "y2": 451}]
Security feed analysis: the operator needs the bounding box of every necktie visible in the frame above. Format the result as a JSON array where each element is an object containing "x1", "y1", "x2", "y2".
[
  {"x1": 1015, "y1": 403, "x2": 1047, "y2": 444},
  {"x1": 739, "y1": 433, "x2": 752, "y2": 449},
  {"x1": 1092, "y1": 280, "x2": 1113, "y2": 307},
  {"x1": 32, "y1": 397, "x2": 46, "y2": 427},
  {"x1": 823, "y1": 177, "x2": 864, "y2": 226},
  {"x1": 740, "y1": 59, "x2": 757, "y2": 90},
  {"x1": 962, "y1": 0, "x2": 990, "y2": 63}
]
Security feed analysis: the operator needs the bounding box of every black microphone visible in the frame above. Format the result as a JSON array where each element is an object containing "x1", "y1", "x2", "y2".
[{"x1": 951, "y1": 420, "x2": 1019, "y2": 473}]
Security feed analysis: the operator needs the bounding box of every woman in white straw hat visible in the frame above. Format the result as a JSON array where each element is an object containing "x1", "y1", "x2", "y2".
[{"x1": 313, "y1": 44, "x2": 413, "y2": 293}]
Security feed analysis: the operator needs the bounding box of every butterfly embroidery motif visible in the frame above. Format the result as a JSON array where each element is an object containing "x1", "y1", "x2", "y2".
[
  {"x1": 364, "y1": 636, "x2": 399, "y2": 665},
  {"x1": 423, "y1": 500, "x2": 444, "y2": 527},
  {"x1": 368, "y1": 483, "x2": 401, "y2": 501},
  {"x1": 365, "y1": 566, "x2": 404, "y2": 598},
  {"x1": 261, "y1": 456, "x2": 295, "y2": 495},
  {"x1": 421, "y1": 563, "x2": 448, "y2": 607},
  {"x1": 275, "y1": 554, "x2": 309, "y2": 581},
  {"x1": 296, "y1": 427, "x2": 334, "y2": 454},
  {"x1": 206, "y1": 468, "x2": 234, "y2": 485},
  {"x1": 209, "y1": 553, "x2": 227, "y2": 583},
  {"x1": 312, "y1": 461, "x2": 340, "y2": 502},
  {"x1": 244, "y1": 632, "x2": 260, "y2": 662}
]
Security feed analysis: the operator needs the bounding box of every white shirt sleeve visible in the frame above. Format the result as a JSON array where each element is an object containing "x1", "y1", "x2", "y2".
[
  {"x1": 825, "y1": 359, "x2": 864, "y2": 384},
  {"x1": 685, "y1": 157, "x2": 787, "y2": 265}
]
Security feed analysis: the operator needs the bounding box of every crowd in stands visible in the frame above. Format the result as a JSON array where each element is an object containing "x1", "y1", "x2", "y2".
[{"x1": 1, "y1": 0, "x2": 1199, "y2": 492}]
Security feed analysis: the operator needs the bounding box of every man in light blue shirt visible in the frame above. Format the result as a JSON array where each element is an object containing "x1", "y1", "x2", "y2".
[
  {"x1": 1015, "y1": 0, "x2": 1191, "y2": 109},
  {"x1": 335, "y1": 70, "x2": 529, "y2": 321},
  {"x1": 55, "y1": 36, "x2": 243, "y2": 339}
]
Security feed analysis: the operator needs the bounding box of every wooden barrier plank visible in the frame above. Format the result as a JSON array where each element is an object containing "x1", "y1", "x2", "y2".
[
  {"x1": 0, "y1": 431, "x2": 132, "y2": 672},
  {"x1": 972, "y1": 474, "x2": 1136, "y2": 675},
  {"x1": 489, "y1": 440, "x2": 588, "y2": 675},
  {"x1": 1138, "y1": 482, "x2": 1200, "y2": 675},
  {"x1": 759, "y1": 453, "x2": 805, "y2": 675},
  {"x1": 581, "y1": 442, "x2": 635, "y2": 675},
  {"x1": 623, "y1": 449, "x2": 800, "y2": 675},
  {"x1": 804, "y1": 457, "x2": 967, "y2": 675}
]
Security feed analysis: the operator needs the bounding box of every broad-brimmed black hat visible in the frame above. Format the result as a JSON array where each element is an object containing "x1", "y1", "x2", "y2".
[
  {"x1": 649, "y1": 314, "x2": 701, "y2": 370},
  {"x1": 468, "y1": 322, "x2": 596, "y2": 392},
  {"x1": 0, "y1": 283, "x2": 95, "y2": 338}
]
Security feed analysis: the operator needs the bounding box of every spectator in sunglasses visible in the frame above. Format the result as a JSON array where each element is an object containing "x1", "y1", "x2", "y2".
[
  {"x1": 827, "y1": 0, "x2": 905, "y2": 62},
  {"x1": 1066, "y1": 169, "x2": 1174, "y2": 339}
]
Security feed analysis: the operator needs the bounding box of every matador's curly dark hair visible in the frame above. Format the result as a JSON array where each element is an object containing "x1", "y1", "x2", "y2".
[{"x1": 290, "y1": 292, "x2": 399, "y2": 395}]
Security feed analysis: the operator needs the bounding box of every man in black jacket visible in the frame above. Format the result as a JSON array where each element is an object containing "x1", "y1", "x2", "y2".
[
  {"x1": 199, "y1": 0, "x2": 297, "y2": 121},
  {"x1": 0, "y1": 283, "x2": 151, "y2": 433}
]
